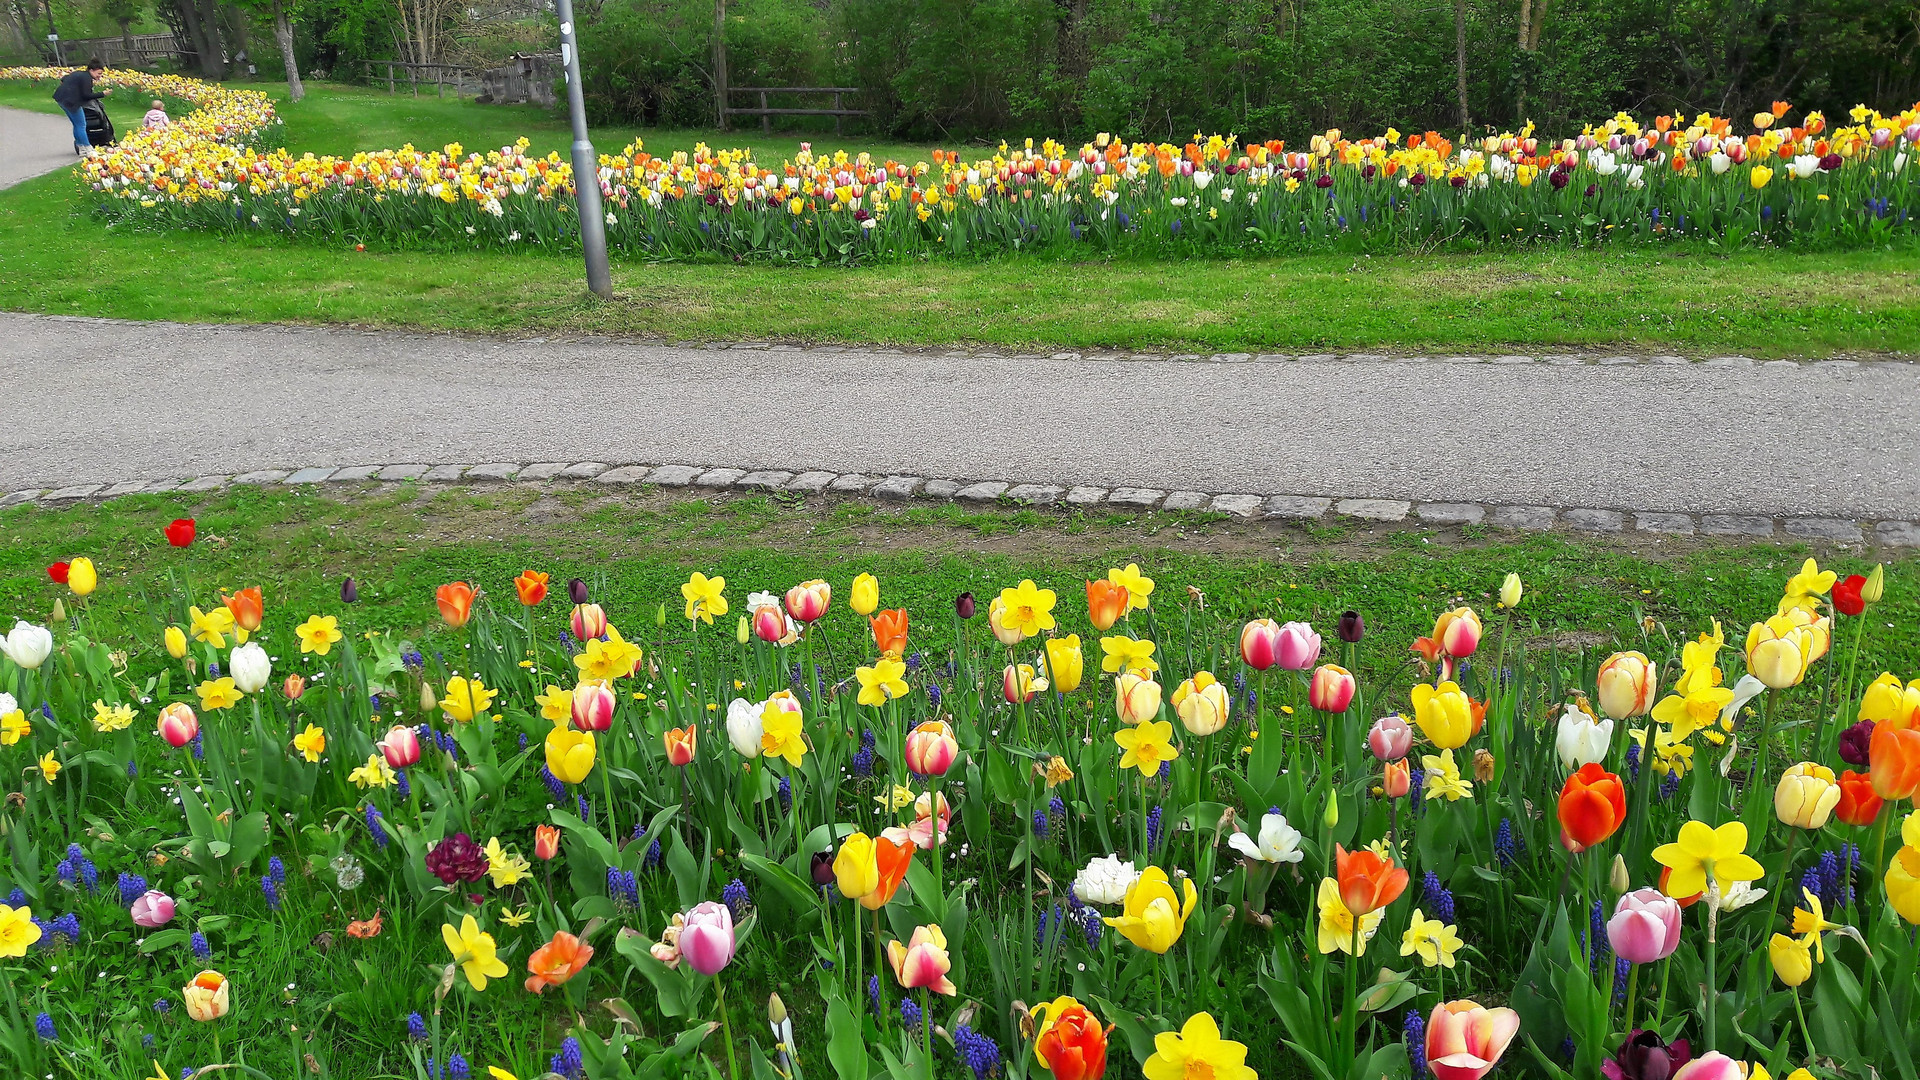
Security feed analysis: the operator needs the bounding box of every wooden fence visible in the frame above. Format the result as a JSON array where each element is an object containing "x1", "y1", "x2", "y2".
[
  {"x1": 357, "y1": 59, "x2": 483, "y2": 99},
  {"x1": 726, "y1": 86, "x2": 869, "y2": 135}
]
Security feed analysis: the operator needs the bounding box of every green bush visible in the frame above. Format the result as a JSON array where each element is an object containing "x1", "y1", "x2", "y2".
[{"x1": 581, "y1": 0, "x2": 829, "y2": 128}]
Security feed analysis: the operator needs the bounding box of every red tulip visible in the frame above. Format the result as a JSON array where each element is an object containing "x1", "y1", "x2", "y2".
[
  {"x1": 164, "y1": 518, "x2": 197, "y2": 548},
  {"x1": 1558, "y1": 763, "x2": 1626, "y2": 852},
  {"x1": 1832, "y1": 574, "x2": 1866, "y2": 616},
  {"x1": 47, "y1": 561, "x2": 69, "y2": 584},
  {"x1": 514, "y1": 571, "x2": 549, "y2": 607},
  {"x1": 1835, "y1": 769, "x2": 1882, "y2": 826},
  {"x1": 533, "y1": 824, "x2": 561, "y2": 861},
  {"x1": 435, "y1": 582, "x2": 475, "y2": 628}
]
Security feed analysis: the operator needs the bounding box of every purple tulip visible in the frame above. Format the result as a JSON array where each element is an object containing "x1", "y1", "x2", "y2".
[
  {"x1": 1839, "y1": 720, "x2": 1874, "y2": 767},
  {"x1": 130, "y1": 890, "x2": 176, "y2": 929},
  {"x1": 1602, "y1": 1029, "x2": 1691, "y2": 1080},
  {"x1": 1337, "y1": 611, "x2": 1365, "y2": 643},
  {"x1": 679, "y1": 901, "x2": 736, "y2": 975}
]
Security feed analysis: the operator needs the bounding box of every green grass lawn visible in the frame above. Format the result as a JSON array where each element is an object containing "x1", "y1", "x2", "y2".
[{"x1": 3, "y1": 79, "x2": 1920, "y2": 355}]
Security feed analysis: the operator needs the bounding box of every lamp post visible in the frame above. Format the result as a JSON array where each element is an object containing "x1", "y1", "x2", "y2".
[{"x1": 553, "y1": 0, "x2": 612, "y2": 298}]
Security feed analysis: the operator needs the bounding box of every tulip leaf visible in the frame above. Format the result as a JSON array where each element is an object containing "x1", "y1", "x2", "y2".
[
  {"x1": 824, "y1": 996, "x2": 874, "y2": 1080},
  {"x1": 548, "y1": 808, "x2": 618, "y2": 869},
  {"x1": 614, "y1": 927, "x2": 696, "y2": 1018},
  {"x1": 139, "y1": 928, "x2": 188, "y2": 954},
  {"x1": 1356, "y1": 967, "x2": 1417, "y2": 1013},
  {"x1": 740, "y1": 852, "x2": 820, "y2": 917}
]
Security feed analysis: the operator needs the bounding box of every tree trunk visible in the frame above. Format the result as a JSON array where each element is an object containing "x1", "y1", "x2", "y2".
[
  {"x1": 712, "y1": 0, "x2": 727, "y2": 130},
  {"x1": 192, "y1": 0, "x2": 227, "y2": 78},
  {"x1": 1453, "y1": 0, "x2": 1470, "y2": 129},
  {"x1": 119, "y1": 20, "x2": 135, "y2": 60},
  {"x1": 272, "y1": 0, "x2": 303, "y2": 101}
]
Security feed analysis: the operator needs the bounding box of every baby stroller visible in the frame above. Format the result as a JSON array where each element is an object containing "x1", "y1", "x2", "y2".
[{"x1": 83, "y1": 99, "x2": 116, "y2": 148}]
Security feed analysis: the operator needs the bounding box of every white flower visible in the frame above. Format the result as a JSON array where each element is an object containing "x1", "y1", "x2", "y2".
[
  {"x1": 1218, "y1": 187, "x2": 1233, "y2": 201},
  {"x1": 1718, "y1": 674, "x2": 1768, "y2": 727},
  {"x1": 1169, "y1": 197, "x2": 1188, "y2": 207},
  {"x1": 1790, "y1": 155, "x2": 1820, "y2": 179},
  {"x1": 1, "y1": 621, "x2": 54, "y2": 670},
  {"x1": 1555, "y1": 702, "x2": 1613, "y2": 771},
  {"x1": 605, "y1": 212, "x2": 618, "y2": 225},
  {"x1": 747, "y1": 591, "x2": 780, "y2": 612},
  {"x1": 725, "y1": 698, "x2": 764, "y2": 758},
  {"x1": 1709, "y1": 152, "x2": 1731, "y2": 175},
  {"x1": 1590, "y1": 151, "x2": 1618, "y2": 175},
  {"x1": 508, "y1": 231, "x2": 522, "y2": 241},
  {"x1": 1191, "y1": 170, "x2": 1213, "y2": 190},
  {"x1": 229, "y1": 642, "x2": 272, "y2": 694},
  {"x1": 464, "y1": 225, "x2": 476, "y2": 235},
  {"x1": 1708, "y1": 879, "x2": 1766, "y2": 912},
  {"x1": 1228, "y1": 811, "x2": 1304, "y2": 864},
  {"x1": 0, "y1": 692, "x2": 14, "y2": 714},
  {"x1": 1073, "y1": 855, "x2": 1141, "y2": 905},
  {"x1": 1625, "y1": 164, "x2": 1646, "y2": 189}
]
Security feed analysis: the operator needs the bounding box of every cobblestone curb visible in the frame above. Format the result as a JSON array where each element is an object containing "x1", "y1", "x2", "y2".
[{"x1": 4, "y1": 461, "x2": 1914, "y2": 547}]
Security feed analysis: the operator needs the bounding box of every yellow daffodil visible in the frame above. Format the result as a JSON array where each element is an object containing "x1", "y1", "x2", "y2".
[
  {"x1": 995, "y1": 580, "x2": 1057, "y2": 638},
  {"x1": 1315, "y1": 877, "x2": 1383, "y2": 955},
  {"x1": 682, "y1": 572, "x2": 729, "y2": 624},
  {"x1": 761, "y1": 701, "x2": 808, "y2": 766},
  {"x1": 484, "y1": 837, "x2": 531, "y2": 888},
  {"x1": 1777, "y1": 557, "x2": 1837, "y2": 614},
  {"x1": 874, "y1": 785, "x2": 916, "y2": 812},
  {"x1": 487, "y1": 1069, "x2": 520, "y2": 1080},
  {"x1": 1102, "y1": 866, "x2": 1196, "y2": 953},
  {"x1": 439, "y1": 675, "x2": 497, "y2": 724},
  {"x1": 0, "y1": 709, "x2": 28, "y2": 745},
  {"x1": 348, "y1": 754, "x2": 395, "y2": 789},
  {"x1": 1114, "y1": 719, "x2": 1179, "y2": 776},
  {"x1": 1790, "y1": 888, "x2": 1843, "y2": 961},
  {"x1": 0, "y1": 903, "x2": 44, "y2": 956},
  {"x1": 38, "y1": 751, "x2": 60, "y2": 785},
  {"x1": 855, "y1": 657, "x2": 909, "y2": 706},
  {"x1": 189, "y1": 605, "x2": 238, "y2": 648},
  {"x1": 1400, "y1": 907, "x2": 1462, "y2": 968},
  {"x1": 1107, "y1": 564, "x2": 1154, "y2": 611},
  {"x1": 1100, "y1": 635, "x2": 1159, "y2": 675},
  {"x1": 91, "y1": 699, "x2": 136, "y2": 733},
  {"x1": 1142, "y1": 1012, "x2": 1255, "y2": 1080},
  {"x1": 574, "y1": 625, "x2": 643, "y2": 680},
  {"x1": 1043, "y1": 755, "x2": 1075, "y2": 787},
  {"x1": 1653, "y1": 820, "x2": 1765, "y2": 899},
  {"x1": 1629, "y1": 727, "x2": 1695, "y2": 776},
  {"x1": 196, "y1": 677, "x2": 242, "y2": 711},
  {"x1": 293, "y1": 724, "x2": 326, "y2": 763},
  {"x1": 442, "y1": 914, "x2": 510, "y2": 991},
  {"x1": 294, "y1": 614, "x2": 343, "y2": 655},
  {"x1": 499, "y1": 907, "x2": 532, "y2": 928},
  {"x1": 1421, "y1": 749, "x2": 1474, "y2": 802}
]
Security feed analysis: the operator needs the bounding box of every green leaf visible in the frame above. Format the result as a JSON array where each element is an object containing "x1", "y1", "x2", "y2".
[
  {"x1": 825, "y1": 996, "x2": 873, "y2": 1080},
  {"x1": 740, "y1": 853, "x2": 820, "y2": 917}
]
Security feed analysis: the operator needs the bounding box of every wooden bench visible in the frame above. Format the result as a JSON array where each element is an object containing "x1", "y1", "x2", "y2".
[{"x1": 726, "y1": 87, "x2": 868, "y2": 136}]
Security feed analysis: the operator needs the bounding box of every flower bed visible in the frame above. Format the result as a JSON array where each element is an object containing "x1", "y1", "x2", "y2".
[
  {"x1": 1, "y1": 533, "x2": 1917, "y2": 1078},
  {"x1": 6, "y1": 67, "x2": 1920, "y2": 259}
]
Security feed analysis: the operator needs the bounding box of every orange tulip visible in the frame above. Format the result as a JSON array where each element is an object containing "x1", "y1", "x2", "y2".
[
  {"x1": 532, "y1": 824, "x2": 560, "y2": 861},
  {"x1": 514, "y1": 571, "x2": 549, "y2": 607},
  {"x1": 282, "y1": 673, "x2": 306, "y2": 701},
  {"x1": 1557, "y1": 763, "x2": 1626, "y2": 853},
  {"x1": 1658, "y1": 865, "x2": 1703, "y2": 908},
  {"x1": 1033, "y1": 996, "x2": 1111, "y2": 1080},
  {"x1": 1835, "y1": 769, "x2": 1883, "y2": 826},
  {"x1": 222, "y1": 587, "x2": 264, "y2": 632},
  {"x1": 436, "y1": 582, "x2": 476, "y2": 628},
  {"x1": 1334, "y1": 843, "x2": 1408, "y2": 917},
  {"x1": 524, "y1": 930, "x2": 593, "y2": 994},
  {"x1": 861, "y1": 835, "x2": 914, "y2": 911},
  {"x1": 664, "y1": 725, "x2": 697, "y2": 766},
  {"x1": 1870, "y1": 722, "x2": 1920, "y2": 800},
  {"x1": 870, "y1": 609, "x2": 909, "y2": 658},
  {"x1": 1382, "y1": 760, "x2": 1411, "y2": 799},
  {"x1": 1085, "y1": 580, "x2": 1130, "y2": 632}
]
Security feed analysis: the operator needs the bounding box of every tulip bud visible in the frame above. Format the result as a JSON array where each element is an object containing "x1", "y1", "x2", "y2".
[
  {"x1": 769, "y1": 992, "x2": 788, "y2": 1027},
  {"x1": 1322, "y1": 792, "x2": 1339, "y2": 829},
  {"x1": 655, "y1": 602, "x2": 667, "y2": 627},
  {"x1": 164, "y1": 625, "x2": 188, "y2": 659},
  {"x1": 533, "y1": 824, "x2": 561, "y2": 860},
  {"x1": 568, "y1": 578, "x2": 590, "y2": 605},
  {"x1": 50, "y1": 598, "x2": 67, "y2": 624},
  {"x1": 1609, "y1": 854, "x2": 1629, "y2": 895},
  {"x1": 157, "y1": 702, "x2": 199, "y2": 747},
  {"x1": 1863, "y1": 564, "x2": 1885, "y2": 604},
  {"x1": 420, "y1": 681, "x2": 438, "y2": 713},
  {"x1": 736, "y1": 615, "x2": 751, "y2": 645},
  {"x1": 340, "y1": 577, "x2": 358, "y2": 603},
  {"x1": 1382, "y1": 760, "x2": 1410, "y2": 798},
  {"x1": 230, "y1": 642, "x2": 271, "y2": 694},
  {"x1": 810, "y1": 851, "x2": 836, "y2": 886},
  {"x1": 378, "y1": 724, "x2": 421, "y2": 769},
  {"x1": 954, "y1": 592, "x2": 976, "y2": 619},
  {"x1": 1336, "y1": 610, "x2": 1364, "y2": 643},
  {"x1": 283, "y1": 673, "x2": 306, "y2": 701},
  {"x1": 1500, "y1": 573, "x2": 1523, "y2": 609}
]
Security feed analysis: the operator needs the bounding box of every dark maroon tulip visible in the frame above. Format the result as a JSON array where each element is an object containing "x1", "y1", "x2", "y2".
[
  {"x1": 1601, "y1": 1030, "x2": 1690, "y2": 1080},
  {"x1": 955, "y1": 592, "x2": 976, "y2": 619},
  {"x1": 810, "y1": 851, "x2": 835, "y2": 886},
  {"x1": 1840, "y1": 720, "x2": 1876, "y2": 767},
  {"x1": 424, "y1": 833, "x2": 489, "y2": 886},
  {"x1": 340, "y1": 577, "x2": 358, "y2": 604},
  {"x1": 568, "y1": 578, "x2": 590, "y2": 605},
  {"x1": 1337, "y1": 611, "x2": 1365, "y2": 644}
]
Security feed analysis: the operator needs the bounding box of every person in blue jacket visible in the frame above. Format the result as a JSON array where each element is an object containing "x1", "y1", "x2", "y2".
[{"x1": 52, "y1": 59, "x2": 109, "y2": 154}]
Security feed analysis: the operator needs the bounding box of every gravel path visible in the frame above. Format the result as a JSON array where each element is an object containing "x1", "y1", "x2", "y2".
[
  {"x1": 0, "y1": 105, "x2": 81, "y2": 190},
  {"x1": 3, "y1": 313, "x2": 1916, "y2": 519}
]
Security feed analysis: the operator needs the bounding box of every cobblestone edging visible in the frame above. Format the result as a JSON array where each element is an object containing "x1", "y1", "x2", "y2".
[{"x1": 3, "y1": 462, "x2": 1915, "y2": 547}]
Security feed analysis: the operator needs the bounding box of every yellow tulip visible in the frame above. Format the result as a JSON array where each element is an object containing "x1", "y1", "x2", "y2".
[
  {"x1": 1745, "y1": 618, "x2": 1811, "y2": 689},
  {"x1": 1499, "y1": 572, "x2": 1523, "y2": 609},
  {"x1": 1774, "y1": 762, "x2": 1840, "y2": 829},
  {"x1": 66, "y1": 557, "x2": 97, "y2": 597},
  {"x1": 1768, "y1": 932, "x2": 1814, "y2": 986},
  {"x1": 164, "y1": 625, "x2": 188, "y2": 659},
  {"x1": 1750, "y1": 165, "x2": 1774, "y2": 188},
  {"x1": 833, "y1": 832, "x2": 879, "y2": 900},
  {"x1": 1886, "y1": 846, "x2": 1920, "y2": 925},
  {"x1": 1172, "y1": 671, "x2": 1230, "y2": 736},
  {"x1": 1595, "y1": 651, "x2": 1657, "y2": 719},
  {"x1": 1115, "y1": 671, "x2": 1163, "y2": 725},
  {"x1": 1860, "y1": 672, "x2": 1920, "y2": 729},
  {"x1": 850, "y1": 572, "x2": 878, "y2": 616},
  {"x1": 1102, "y1": 866, "x2": 1195, "y2": 953},
  {"x1": 545, "y1": 726, "x2": 597, "y2": 784},
  {"x1": 1043, "y1": 635, "x2": 1084, "y2": 693},
  {"x1": 1410, "y1": 681, "x2": 1474, "y2": 749}
]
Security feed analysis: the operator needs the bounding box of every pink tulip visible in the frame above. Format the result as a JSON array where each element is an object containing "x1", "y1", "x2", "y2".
[
  {"x1": 784, "y1": 580, "x2": 830, "y2": 624},
  {"x1": 157, "y1": 702, "x2": 199, "y2": 748},
  {"x1": 1274, "y1": 621, "x2": 1321, "y2": 671},
  {"x1": 887, "y1": 924, "x2": 957, "y2": 996},
  {"x1": 1368, "y1": 715, "x2": 1414, "y2": 761},
  {"x1": 1607, "y1": 887, "x2": 1683, "y2": 964},
  {"x1": 1308, "y1": 665, "x2": 1356, "y2": 713},
  {"x1": 378, "y1": 725, "x2": 421, "y2": 769},
  {"x1": 1671, "y1": 1053, "x2": 1744, "y2": 1080},
  {"x1": 571, "y1": 679, "x2": 616, "y2": 732},
  {"x1": 1426, "y1": 1000, "x2": 1521, "y2": 1080},
  {"x1": 131, "y1": 889, "x2": 176, "y2": 928},
  {"x1": 904, "y1": 721, "x2": 959, "y2": 777},
  {"x1": 1239, "y1": 619, "x2": 1282, "y2": 671},
  {"x1": 753, "y1": 604, "x2": 789, "y2": 643},
  {"x1": 678, "y1": 901, "x2": 736, "y2": 975},
  {"x1": 570, "y1": 603, "x2": 607, "y2": 642}
]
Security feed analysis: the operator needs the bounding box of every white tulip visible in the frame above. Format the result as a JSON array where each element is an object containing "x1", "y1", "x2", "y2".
[
  {"x1": 1709, "y1": 152, "x2": 1731, "y2": 175},
  {"x1": 725, "y1": 698, "x2": 764, "y2": 759},
  {"x1": 0, "y1": 621, "x2": 53, "y2": 670},
  {"x1": 1072, "y1": 855, "x2": 1141, "y2": 905},
  {"x1": 230, "y1": 642, "x2": 272, "y2": 694},
  {"x1": 1555, "y1": 702, "x2": 1614, "y2": 771},
  {"x1": 1191, "y1": 170, "x2": 1213, "y2": 190},
  {"x1": 1228, "y1": 811, "x2": 1305, "y2": 864}
]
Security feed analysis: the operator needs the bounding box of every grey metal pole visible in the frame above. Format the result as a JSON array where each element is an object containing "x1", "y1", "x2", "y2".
[{"x1": 554, "y1": 0, "x2": 612, "y2": 298}]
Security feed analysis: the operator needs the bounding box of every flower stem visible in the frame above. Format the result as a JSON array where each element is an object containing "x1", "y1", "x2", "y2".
[{"x1": 715, "y1": 975, "x2": 740, "y2": 1080}]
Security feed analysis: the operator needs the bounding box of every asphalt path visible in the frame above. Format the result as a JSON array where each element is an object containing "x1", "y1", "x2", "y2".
[
  {"x1": 2, "y1": 313, "x2": 1916, "y2": 518},
  {"x1": 0, "y1": 105, "x2": 80, "y2": 190}
]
